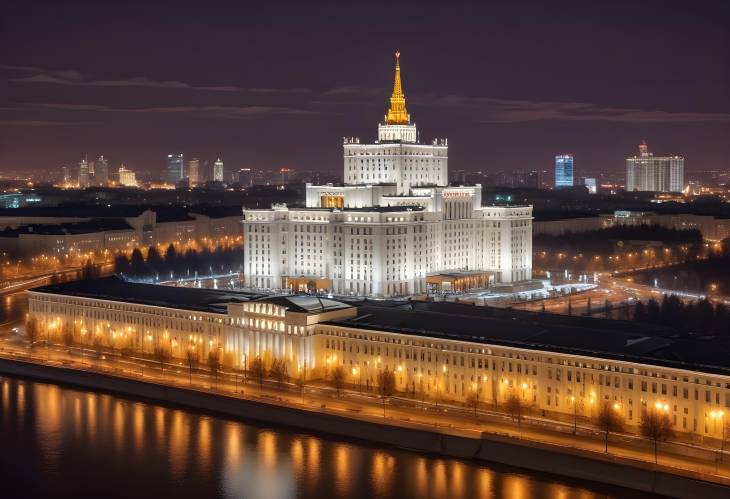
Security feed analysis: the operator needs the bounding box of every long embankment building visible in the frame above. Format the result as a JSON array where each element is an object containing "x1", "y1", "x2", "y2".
[
  {"x1": 242, "y1": 53, "x2": 533, "y2": 297},
  {"x1": 29, "y1": 276, "x2": 730, "y2": 440}
]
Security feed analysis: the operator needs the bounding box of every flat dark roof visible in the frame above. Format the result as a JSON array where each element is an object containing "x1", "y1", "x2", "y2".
[
  {"x1": 325, "y1": 300, "x2": 730, "y2": 376},
  {"x1": 30, "y1": 276, "x2": 266, "y2": 314}
]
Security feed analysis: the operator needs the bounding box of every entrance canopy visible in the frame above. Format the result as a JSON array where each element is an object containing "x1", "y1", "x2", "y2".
[{"x1": 426, "y1": 270, "x2": 494, "y2": 292}]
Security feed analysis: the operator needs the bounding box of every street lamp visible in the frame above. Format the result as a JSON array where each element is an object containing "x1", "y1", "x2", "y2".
[{"x1": 710, "y1": 410, "x2": 726, "y2": 465}]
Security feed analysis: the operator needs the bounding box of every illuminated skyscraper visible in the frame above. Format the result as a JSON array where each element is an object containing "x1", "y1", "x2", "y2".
[
  {"x1": 94, "y1": 155, "x2": 109, "y2": 185},
  {"x1": 213, "y1": 158, "x2": 224, "y2": 182},
  {"x1": 188, "y1": 158, "x2": 200, "y2": 186},
  {"x1": 554, "y1": 154, "x2": 574, "y2": 188},
  {"x1": 626, "y1": 141, "x2": 684, "y2": 193},
  {"x1": 166, "y1": 153, "x2": 184, "y2": 184},
  {"x1": 78, "y1": 158, "x2": 90, "y2": 188},
  {"x1": 118, "y1": 165, "x2": 137, "y2": 187}
]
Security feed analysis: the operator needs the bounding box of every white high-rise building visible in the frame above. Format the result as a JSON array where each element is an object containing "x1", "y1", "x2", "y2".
[
  {"x1": 626, "y1": 141, "x2": 684, "y2": 193},
  {"x1": 78, "y1": 158, "x2": 90, "y2": 188},
  {"x1": 243, "y1": 53, "x2": 533, "y2": 297},
  {"x1": 213, "y1": 158, "x2": 224, "y2": 182},
  {"x1": 118, "y1": 165, "x2": 137, "y2": 187}
]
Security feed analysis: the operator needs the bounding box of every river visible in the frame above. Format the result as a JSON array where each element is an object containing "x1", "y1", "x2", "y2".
[{"x1": 0, "y1": 376, "x2": 660, "y2": 499}]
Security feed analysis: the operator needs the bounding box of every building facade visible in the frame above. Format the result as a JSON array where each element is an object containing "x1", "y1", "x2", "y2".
[
  {"x1": 188, "y1": 158, "x2": 200, "y2": 186},
  {"x1": 243, "y1": 53, "x2": 533, "y2": 296},
  {"x1": 166, "y1": 153, "x2": 184, "y2": 185},
  {"x1": 118, "y1": 166, "x2": 137, "y2": 187},
  {"x1": 626, "y1": 141, "x2": 684, "y2": 193},
  {"x1": 93, "y1": 155, "x2": 109, "y2": 186},
  {"x1": 78, "y1": 158, "x2": 90, "y2": 188},
  {"x1": 554, "y1": 154, "x2": 574, "y2": 189},
  {"x1": 28, "y1": 278, "x2": 730, "y2": 441},
  {"x1": 213, "y1": 158, "x2": 224, "y2": 182}
]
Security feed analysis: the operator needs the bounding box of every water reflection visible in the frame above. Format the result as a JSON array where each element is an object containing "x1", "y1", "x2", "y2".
[{"x1": 0, "y1": 376, "x2": 652, "y2": 499}]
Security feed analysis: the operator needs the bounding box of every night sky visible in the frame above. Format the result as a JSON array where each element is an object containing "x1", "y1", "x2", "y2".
[{"x1": 1, "y1": 0, "x2": 729, "y2": 178}]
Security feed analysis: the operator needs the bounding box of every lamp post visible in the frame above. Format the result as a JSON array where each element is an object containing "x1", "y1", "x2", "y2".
[
  {"x1": 710, "y1": 410, "x2": 725, "y2": 470},
  {"x1": 571, "y1": 396, "x2": 578, "y2": 434}
]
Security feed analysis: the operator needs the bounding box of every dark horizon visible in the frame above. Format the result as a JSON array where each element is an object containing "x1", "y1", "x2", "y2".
[{"x1": 1, "y1": 0, "x2": 729, "y2": 178}]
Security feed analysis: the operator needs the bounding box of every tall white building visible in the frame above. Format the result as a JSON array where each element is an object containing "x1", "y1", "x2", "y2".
[
  {"x1": 78, "y1": 158, "x2": 90, "y2": 188},
  {"x1": 213, "y1": 158, "x2": 224, "y2": 182},
  {"x1": 626, "y1": 141, "x2": 684, "y2": 193},
  {"x1": 243, "y1": 53, "x2": 533, "y2": 297},
  {"x1": 118, "y1": 165, "x2": 137, "y2": 187}
]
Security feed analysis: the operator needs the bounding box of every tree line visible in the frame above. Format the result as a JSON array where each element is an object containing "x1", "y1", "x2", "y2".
[
  {"x1": 633, "y1": 294, "x2": 730, "y2": 336},
  {"x1": 535, "y1": 225, "x2": 702, "y2": 255},
  {"x1": 630, "y1": 248, "x2": 730, "y2": 296},
  {"x1": 113, "y1": 244, "x2": 242, "y2": 279}
]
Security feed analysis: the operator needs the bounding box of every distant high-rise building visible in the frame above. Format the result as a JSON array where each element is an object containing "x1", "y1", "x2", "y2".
[
  {"x1": 213, "y1": 158, "x2": 224, "y2": 182},
  {"x1": 580, "y1": 177, "x2": 597, "y2": 194},
  {"x1": 118, "y1": 165, "x2": 137, "y2": 187},
  {"x1": 94, "y1": 155, "x2": 109, "y2": 185},
  {"x1": 166, "y1": 153, "x2": 184, "y2": 184},
  {"x1": 626, "y1": 141, "x2": 684, "y2": 193},
  {"x1": 78, "y1": 158, "x2": 90, "y2": 188},
  {"x1": 238, "y1": 168, "x2": 253, "y2": 187},
  {"x1": 279, "y1": 168, "x2": 292, "y2": 185},
  {"x1": 554, "y1": 154, "x2": 574, "y2": 188},
  {"x1": 61, "y1": 166, "x2": 72, "y2": 185},
  {"x1": 188, "y1": 158, "x2": 200, "y2": 186}
]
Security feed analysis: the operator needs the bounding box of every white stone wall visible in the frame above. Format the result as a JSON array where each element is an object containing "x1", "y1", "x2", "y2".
[{"x1": 243, "y1": 205, "x2": 533, "y2": 296}]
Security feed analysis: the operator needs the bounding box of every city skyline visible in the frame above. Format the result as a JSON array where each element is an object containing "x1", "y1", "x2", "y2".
[{"x1": 1, "y1": 0, "x2": 729, "y2": 177}]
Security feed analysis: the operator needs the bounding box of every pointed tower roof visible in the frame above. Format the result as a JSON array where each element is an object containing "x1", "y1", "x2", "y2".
[{"x1": 385, "y1": 51, "x2": 410, "y2": 125}]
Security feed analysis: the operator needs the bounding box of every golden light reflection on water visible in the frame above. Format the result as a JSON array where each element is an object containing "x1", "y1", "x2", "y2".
[
  {"x1": 291, "y1": 438, "x2": 304, "y2": 478},
  {"x1": 113, "y1": 401, "x2": 125, "y2": 451},
  {"x1": 86, "y1": 392, "x2": 96, "y2": 442},
  {"x1": 415, "y1": 457, "x2": 428, "y2": 497},
  {"x1": 371, "y1": 450, "x2": 395, "y2": 497},
  {"x1": 133, "y1": 403, "x2": 145, "y2": 456},
  {"x1": 198, "y1": 417, "x2": 211, "y2": 472},
  {"x1": 2, "y1": 380, "x2": 9, "y2": 418},
  {"x1": 169, "y1": 410, "x2": 188, "y2": 480},
  {"x1": 154, "y1": 406, "x2": 165, "y2": 444},
  {"x1": 226, "y1": 422, "x2": 241, "y2": 465},
  {"x1": 333, "y1": 444, "x2": 350, "y2": 497},
  {"x1": 0, "y1": 379, "x2": 621, "y2": 499},
  {"x1": 259, "y1": 430, "x2": 277, "y2": 470}
]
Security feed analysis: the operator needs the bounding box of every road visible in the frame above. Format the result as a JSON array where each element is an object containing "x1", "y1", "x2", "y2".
[{"x1": 1, "y1": 317, "x2": 729, "y2": 486}]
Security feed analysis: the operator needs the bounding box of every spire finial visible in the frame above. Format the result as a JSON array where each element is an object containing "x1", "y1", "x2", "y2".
[{"x1": 385, "y1": 51, "x2": 410, "y2": 125}]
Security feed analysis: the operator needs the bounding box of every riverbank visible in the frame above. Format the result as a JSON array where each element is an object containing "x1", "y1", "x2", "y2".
[{"x1": 0, "y1": 355, "x2": 728, "y2": 499}]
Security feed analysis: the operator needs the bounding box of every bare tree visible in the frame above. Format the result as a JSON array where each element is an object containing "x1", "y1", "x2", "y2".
[
  {"x1": 640, "y1": 410, "x2": 674, "y2": 464},
  {"x1": 92, "y1": 335, "x2": 103, "y2": 366},
  {"x1": 25, "y1": 316, "x2": 38, "y2": 359},
  {"x1": 185, "y1": 348, "x2": 199, "y2": 386},
  {"x1": 208, "y1": 348, "x2": 221, "y2": 390},
  {"x1": 465, "y1": 390, "x2": 480, "y2": 419},
  {"x1": 331, "y1": 365, "x2": 346, "y2": 398},
  {"x1": 269, "y1": 358, "x2": 288, "y2": 390},
  {"x1": 296, "y1": 363, "x2": 307, "y2": 399},
  {"x1": 153, "y1": 344, "x2": 171, "y2": 378},
  {"x1": 504, "y1": 393, "x2": 524, "y2": 433},
  {"x1": 377, "y1": 368, "x2": 396, "y2": 417},
  {"x1": 251, "y1": 356, "x2": 266, "y2": 388},
  {"x1": 597, "y1": 403, "x2": 625, "y2": 453},
  {"x1": 62, "y1": 322, "x2": 74, "y2": 357}
]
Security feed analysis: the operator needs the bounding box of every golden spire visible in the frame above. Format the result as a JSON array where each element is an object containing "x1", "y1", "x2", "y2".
[{"x1": 385, "y1": 51, "x2": 410, "y2": 125}]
